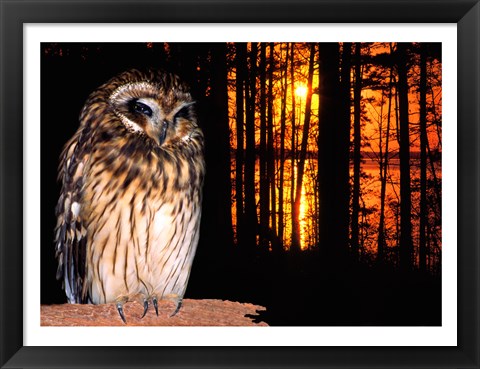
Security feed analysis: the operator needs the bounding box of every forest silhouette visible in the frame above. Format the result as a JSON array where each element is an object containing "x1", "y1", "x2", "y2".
[{"x1": 41, "y1": 42, "x2": 442, "y2": 326}]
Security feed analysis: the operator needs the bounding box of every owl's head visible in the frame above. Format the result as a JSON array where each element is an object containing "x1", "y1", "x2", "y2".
[{"x1": 102, "y1": 68, "x2": 199, "y2": 147}]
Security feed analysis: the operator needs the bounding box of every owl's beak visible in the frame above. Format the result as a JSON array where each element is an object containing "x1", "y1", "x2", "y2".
[
  {"x1": 158, "y1": 120, "x2": 169, "y2": 145},
  {"x1": 144, "y1": 119, "x2": 168, "y2": 147}
]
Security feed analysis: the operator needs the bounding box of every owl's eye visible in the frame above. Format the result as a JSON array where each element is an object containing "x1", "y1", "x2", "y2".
[
  {"x1": 130, "y1": 101, "x2": 153, "y2": 117},
  {"x1": 174, "y1": 102, "x2": 195, "y2": 122},
  {"x1": 174, "y1": 107, "x2": 189, "y2": 121}
]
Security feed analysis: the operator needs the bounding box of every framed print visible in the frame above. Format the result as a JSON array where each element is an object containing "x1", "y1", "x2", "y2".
[{"x1": 1, "y1": 0, "x2": 479, "y2": 368}]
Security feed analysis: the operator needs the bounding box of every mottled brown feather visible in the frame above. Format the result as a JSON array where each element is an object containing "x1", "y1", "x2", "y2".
[{"x1": 55, "y1": 69, "x2": 205, "y2": 309}]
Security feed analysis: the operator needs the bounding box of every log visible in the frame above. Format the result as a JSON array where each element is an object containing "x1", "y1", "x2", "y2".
[{"x1": 41, "y1": 299, "x2": 268, "y2": 326}]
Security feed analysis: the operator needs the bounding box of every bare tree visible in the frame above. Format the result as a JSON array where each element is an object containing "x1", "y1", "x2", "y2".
[
  {"x1": 377, "y1": 44, "x2": 395, "y2": 263},
  {"x1": 267, "y1": 42, "x2": 279, "y2": 251},
  {"x1": 235, "y1": 43, "x2": 247, "y2": 247},
  {"x1": 397, "y1": 42, "x2": 414, "y2": 271},
  {"x1": 259, "y1": 43, "x2": 269, "y2": 249},
  {"x1": 317, "y1": 42, "x2": 351, "y2": 260},
  {"x1": 419, "y1": 42, "x2": 428, "y2": 272},
  {"x1": 209, "y1": 43, "x2": 234, "y2": 250},
  {"x1": 351, "y1": 42, "x2": 362, "y2": 260},
  {"x1": 278, "y1": 43, "x2": 289, "y2": 248},
  {"x1": 244, "y1": 42, "x2": 258, "y2": 250},
  {"x1": 291, "y1": 43, "x2": 316, "y2": 251}
]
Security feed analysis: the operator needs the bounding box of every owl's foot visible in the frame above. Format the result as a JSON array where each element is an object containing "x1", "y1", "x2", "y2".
[
  {"x1": 146, "y1": 294, "x2": 183, "y2": 317},
  {"x1": 115, "y1": 297, "x2": 129, "y2": 324},
  {"x1": 139, "y1": 294, "x2": 159, "y2": 318},
  {"x1": 141, "y1": 299, "x2": 149, "y2": 319},
  {"x1": 170, "y1": 298, "x2": 183, "y2": 317},
  {"x1": 126, "y1": 294, "x2": 181, "y2": 318},
  {"x1": 152, "y1": 296, "x2": 159, "y2": 316},
  {"x1": 160, "y1": 294, "x2": 183, "y2": 317}
]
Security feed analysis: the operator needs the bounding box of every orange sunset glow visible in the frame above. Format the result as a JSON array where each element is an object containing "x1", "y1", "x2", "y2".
[{"x1": 227, "y1": 42, "x2": 441, "y2": 271}]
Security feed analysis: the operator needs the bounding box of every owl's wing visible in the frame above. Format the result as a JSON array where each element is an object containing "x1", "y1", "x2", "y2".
[{"x1": 54, "y1": 129, "x2": 90, "y2": 304}]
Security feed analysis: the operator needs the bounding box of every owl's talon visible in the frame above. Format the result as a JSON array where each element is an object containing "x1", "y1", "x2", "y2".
[
  {"x1": 152, "y1": 297, "x2": 159, "y2": 316},
  {"x1": 170, "y1": 299, "x2": 182, "y2": 317},
  {"x1": 116, "y1": 302, "x2": 127, "y2": 324},
  {"x1": 141, "y1": 299, "x2": 149, "y2": 318}
]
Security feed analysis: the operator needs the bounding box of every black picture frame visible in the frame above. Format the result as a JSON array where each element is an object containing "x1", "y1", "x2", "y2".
[{"x1": 1, "y1": 0, "x2": 479, "y2": 368}]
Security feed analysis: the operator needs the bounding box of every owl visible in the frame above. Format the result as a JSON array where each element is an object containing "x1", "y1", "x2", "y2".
[{"x1": 54, "y1": 68, "x2": 205, "y2": 323}]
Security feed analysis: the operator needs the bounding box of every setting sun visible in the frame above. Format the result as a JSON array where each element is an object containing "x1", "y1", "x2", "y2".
[{"x1": 295, "y1": 85, "x2": 307, "y2": 98}]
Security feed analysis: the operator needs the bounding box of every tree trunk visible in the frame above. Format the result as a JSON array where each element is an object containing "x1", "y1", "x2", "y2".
[
  {"x1": 278, "y1": 43, "x2": 289, "y2": 248},
  {"x1": 419, "y1": 43, "x2": 428, "y2": 272},
  {"x1": 244, "y1": 42, "x2": 258, "y2": 250},
  {"x1": 235, "y1": 43, "x2": 247, "y2": 247},
  {"x1": 267, "y1": 42, "x2": 279, "y2": 251},
  {"x1": 289, "y1": 43, "x2": 297, "y2": 251},
  {"x1": 397, "y1": 42, "x2": 414, "y2": 271},
  {"x1": 351, "y1": 43, "x2": 362, "y2": 260},
  {"x1": 377, "y1": 46, "x2": 395, "y2": 263},
  {"x1": 317, "y1": 42, "x2": 351, "y2": 261},
  {"x1": 41, "y1": 300, "x2": 267, "y2": 326},
  {"x1": 208, "y1": 43, "x2": 234, "y2": 251},
  {"x1": 337, "y1": 42, "x2": 352, "y2": 260},
  {"x1": 259, "y1": 43, "x2": 269, "y2": 249},
  {"x1": 291, "y1": 43, "x2": 316, "y2": 251}
]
